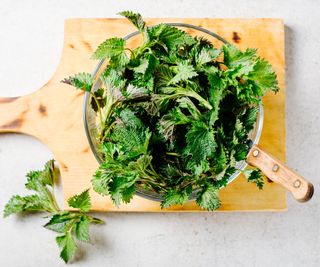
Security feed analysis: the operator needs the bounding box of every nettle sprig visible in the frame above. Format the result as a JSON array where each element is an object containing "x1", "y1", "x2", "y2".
[
  {"x1": 63, "y1": 11, "x2": 279, "y2": 210},
  {"x1": 3, "y1": 160, "x2": 104, "y2": 263}
]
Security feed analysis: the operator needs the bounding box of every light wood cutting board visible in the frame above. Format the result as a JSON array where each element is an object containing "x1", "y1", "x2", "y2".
[{"x1": 0, "y1": 18, "x2": 286, "y2": 212}]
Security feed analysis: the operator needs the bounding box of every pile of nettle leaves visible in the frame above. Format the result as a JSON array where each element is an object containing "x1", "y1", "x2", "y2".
[{"x1": 65, "y1": 11, "x2": 279, "y2": 210}]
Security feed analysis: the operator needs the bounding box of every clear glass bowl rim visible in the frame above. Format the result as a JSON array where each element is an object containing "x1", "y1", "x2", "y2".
[{"x1": 83, "y1": 23, "x2": 264, "y2": 202}]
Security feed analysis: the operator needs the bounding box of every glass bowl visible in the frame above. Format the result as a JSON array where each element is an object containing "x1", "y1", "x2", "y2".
[{"x1": 83, "y1": 23, "x2": 264, "y2": 202}]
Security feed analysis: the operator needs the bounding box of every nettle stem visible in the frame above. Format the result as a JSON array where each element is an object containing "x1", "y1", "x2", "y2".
[
  {"x1": 98, "y1": 96, "x2": 116, "y2": 140},
  {"x1": 176, "y1": 87, "x2": 213, "y2": 110},
  {"x1": 89, "y1": 92, "x2": 104, "y2": 131}
]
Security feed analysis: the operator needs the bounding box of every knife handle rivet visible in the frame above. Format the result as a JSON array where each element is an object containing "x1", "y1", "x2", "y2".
[
  {"x1": 272, "y1": 164, "x2": 279, "y2": 172},
  {"x1": 293, "y1": 179, "x2": 301, "y2": 188},
  {"x1": 252, "y1": 150, "x2": 259, "y2": 157}
]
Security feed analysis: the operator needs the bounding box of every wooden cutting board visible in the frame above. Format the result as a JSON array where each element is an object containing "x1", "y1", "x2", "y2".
[{"x1": 0, "y1": 18, "x2": 286, "y2": 212}]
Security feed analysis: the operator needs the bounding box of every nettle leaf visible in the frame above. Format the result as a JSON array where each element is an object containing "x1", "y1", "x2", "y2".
[
  {"x1": 170, "y1": 62, "x2": 198, "y2": 84},
  {"x1": 234, "y1": 119, "x2": 246, "y2": 141},
  {"x1": 109, "y1": 175, "x2": 138, "y2": 207},
  {"x1": 212, "y1": 144, "x2": 227, "y2": 174},
  {"x1": 67, "y1": 189, "x2": 91, "y2": 212},
  {"x1": 161, "y1": 189, "x2": 189, "y2": 208},
  {"x1": 177, "y1": 97, "x2": 201, "y2": 119},
  {"x1": 25, "y1": 171, "x2": 42, "y2": 191},
  {"x1": 233, "y1": 143, "x2": 248, "y2": 161},
  {"x1": 21, "y1": 195, "x2": 45, "y2": 211},
  {"x1": 3, "y1": 194, "x2": 48, "y2": 217},
  {"x1": 3, "y1": 195, "x2": 26, "y2": 217},
  {"x1": 111, "y1": 110, "x2": 152, "y2": 158},
  {"x1": 196, "y1": 185, "x2": 221, "y2": 211},
  {"x1": 118, "y1": 11, "x2": 146, "y2": 32},
  {"x1": 159, "y1": 107, "x2": 192, "y2": 140},
  {"x1": 91, "y1": 37, "x2": 128, "y2": 63},
  {"x1": 56, "y1": 232, "x2": 77, "y2": 263},
  {"x1": 121, "y1": 185, "x2": 136, "y2": 204},
  {"x1": 91, "y1": 88, "x2": 106, "y2": 112},
  {"x1": 101, "y1": 68, "x2": 126, "y2": 90},
  {"x1": 149, "y1": 24, "x2": 196, "y2": 50},
  {"x1": 248, "y1": 58, "x2": 279, "y2": 93},
  {"x1": 223, "y1": 44, "x2": 256, "y2": 72},
  {"x1": 241, "y1": 107, "x2": 258, "y2": 132},
  {"x1": 133, "y1": 53, "x2": 158, "y2": 79},
  {"x1": 75, "y1": 216, "x2": 91, "y2": 243},
  {"x1": 243, "y1": 169, "x2": 264, "y2": 189},
  {"x1": 154, "y1": 65, "x2": 174, "y2": 88},
  {"x1": 196, "y1": 47, "x2": 221, "y2": 66},
  {"x1": 208, "y1": 73, "x2": 225, "y2": 125},
  {"x1": 133, "y1": 58, "x2": 149, "y2": 74},
  {"x1": 44, "y1": 212, "x2": 73, "y2": 233},
  {"x1": 41, "y1": 160, "x2": 55, "y2": 186},
  {"x1": 62, "y1": 72, "x2": 94, "y2": 92},
  {"x1": 125, "y1": 84, "x2": 149, "y2": 100},
  {"x1": 184, "y1": 121, "x2": 217, "y2": 166},
  {"x1": 92, "y1": 162, "x2": 115, "y2": 196}
]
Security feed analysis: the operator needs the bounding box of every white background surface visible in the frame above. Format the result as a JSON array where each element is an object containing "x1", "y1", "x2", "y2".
[{"x1": 0, "y1": 0, "x2": 319, "y2": 266}]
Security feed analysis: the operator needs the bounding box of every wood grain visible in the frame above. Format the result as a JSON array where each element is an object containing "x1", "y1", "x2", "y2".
[{"x1": 0, "y1": 18, "x2": 286, "y2": 211}]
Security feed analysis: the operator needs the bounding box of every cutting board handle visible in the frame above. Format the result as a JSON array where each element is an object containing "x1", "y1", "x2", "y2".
[
  {"x1": 247, "y1": 145, "x2": 314, "y2": 202},
  {"x1": 0, "y1": 95, "x2": 39, "y2": 135}
]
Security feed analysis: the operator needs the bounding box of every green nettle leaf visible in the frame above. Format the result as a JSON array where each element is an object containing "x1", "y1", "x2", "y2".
[
  {"x1": 233, "y1": 143, "x2": 248, "y2": 161},
  {"x1": 75, "y1": 216, "x2": 91, "y2": 243},
  {"x1": 125, "y1": 84, "x2": 149, "y2": 100},
  {"x1": 248, "y1": 58, "x2": 279, "y2": 93},
  {"x1": 161, "y1": 190, "x2": 189, "y2": 208},
  {"x1": 152, "y1": 24, "x2": 196, "y2": 49},
  {"x1": 159, "y1": 106, "x2": 192, "y2": 140},
  {"x1": 212, "y1": 144, "x2": 227, "y2": 174},
  {"x1": 3, "y1": 195, "x2": 26, "y2": 217},
  {"x1": 234, "y1": 119, "x2": 246, "y2": 141},
  {"x1": 185, "y1": 121, "x2": 217, "y2": 166},
  {"x1": 21, "y1": 195, "x2": 45, "y2": 211},
  {"x1": 120, "y1": 185, "x2": 136, "y2": 204},
  {"x1": 196, "y1": 185, "x2": 221, "y2": 211},
  {"x1": 154, "y1": 65, "x2": 174, "y2": 88},
  {"x1": 133, "y1": 58, "x2": 149, "y2": 74},
  {"x1": 243, "y1": 169, "x2": 264, "y2": 189},
  {"x1": 44, "y1": 212, "x2": 73, "y2": 233},
  {"x1": 208, "y1": 73, "x2": 225, "y2": 125},
  {"x1": 68, "y1": 189, "x2": 91, "y2": 212},
  {"x1": 196, "y1": 47, "x2": 221, "y2": 66},
  {"x1": 176, "y1": 97, "x2": 201, "y2": 119},
  {"x1": 91, "y1": 88, "x2": 106, "y2": 112},
  {"x1": 223, "y1": 44, "x2": 256, "y2": 71},
  {"x1": 25, "y1": 170, "x2": 42, "y2": 191},
  {"x1": 242, "y1": 107, "x2": 258, "y2": 132},
  {"x1": 56, "y1": 232, "x2": 77, "y2": 263},
  {"x1": 91, "y1": 37, "x2": 128, "y2": 62},
  {"x1": 118, "y1": 11, "x2": 146, "y2": 32},
  {"x1": 170, "y1": 62, "x2": 198, "y2": 84},
  {"x1": 101, "y1": 68, "x2": 126, "y2": 90},
  {"x1": 133, "y1": 53, "x2": 158, "y2": 80},
  {"x1": 41, "y1": 160, "x2": 55, "y2": 186},
  {"x1": 92, "y1": 163, "x2": 113, "y2": 196},
  {"x1": 61, "y1": 72, "x2": 94, "y2": 92}
]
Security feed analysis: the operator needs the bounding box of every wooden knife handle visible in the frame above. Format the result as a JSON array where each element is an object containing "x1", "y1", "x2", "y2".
[{"x1": 247, "y1": 145, "x2": 314, "y2": 202}]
